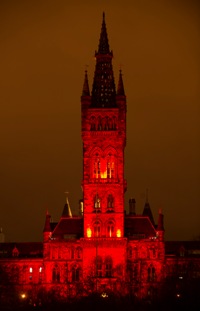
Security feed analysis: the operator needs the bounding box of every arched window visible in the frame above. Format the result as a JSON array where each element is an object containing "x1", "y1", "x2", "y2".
[
  {"x1": 93, "y1": 156, "x2": 101, "y2": 179},
  {"x1": 94, "y1": 194, "x2": 101, "y2": 210},
  {"x1": 94, "y1": 221, "x2": 101, "y2": 237},
  {"x1": 97, "y1": 116, "x2": 102, "y2": 130},
  {"x1": 107, "y1": 194, "x2": 114, "y2": 212},
  {"x1": 147, "y1": 266, "x2": 156, "y2": 282},
  {"x1": 105, "y1": 257, "x2": 112, "y2": 277},
  {"x1": 90, "y1": 116, "x2": 96, "y2": 131},
  {"x1": 106, "y1": 153, "x2": 115, "y2": 179},
  {"x1": 107, "y1": 221, "x2": 114, "y2": 237},
  {"x1": 64, "y1": 264, "x2": 68, "y2": 283},
  {"x1": 76, "y1": 247, "x2": 82, "y2": 259},
  {"x1": 72, "y1": 266, "x2": 81, "y2": 282},
  {"x1": 52, "y1": 266, "x2": 60, "y2": 283},
  {"x1": 96, "y1": 256, "x2": 103, "y2": 277}
]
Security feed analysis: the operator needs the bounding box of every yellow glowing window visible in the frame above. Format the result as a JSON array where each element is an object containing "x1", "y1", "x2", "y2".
[
  {"x1": 116, "y1": 229, "x2": 121, "y2": 238},
  {"x1": 87, "y1": 228, "x2": 92, "y2": 238}
]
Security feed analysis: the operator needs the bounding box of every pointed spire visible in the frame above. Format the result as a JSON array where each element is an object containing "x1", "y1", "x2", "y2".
[
  {"x1": 142, "y1": 190, "x2": 155, "y2": 226},
  {"x1": 117, "y1": 70, "x2": 125, "y2": 96},
  {"x1": 62, "y1": 195, "x2": 72, "y2": 218},
  {"x1": 82, "y1": 70, "x2": 90, "y2": 96},
  {"x1": 98, "y1": 12, "x2": 110, "y2": 54},
  {"x1": 91, "y1": 13, "x2": 116, "y2": 108}
]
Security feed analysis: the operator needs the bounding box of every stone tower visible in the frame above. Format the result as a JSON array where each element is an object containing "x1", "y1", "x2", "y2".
[{"x1": 81, "y1": 13, "x2": 127, "y2": 240}]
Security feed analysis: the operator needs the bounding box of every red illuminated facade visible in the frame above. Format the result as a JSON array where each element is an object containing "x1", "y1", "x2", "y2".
[{"x1": 0, "y1": 13, "x2": 199, "y2": 306}]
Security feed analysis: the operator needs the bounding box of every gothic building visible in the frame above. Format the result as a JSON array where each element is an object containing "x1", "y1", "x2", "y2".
[{"x1": 0, "y1": 13, "x2": 199, "y2": 306}]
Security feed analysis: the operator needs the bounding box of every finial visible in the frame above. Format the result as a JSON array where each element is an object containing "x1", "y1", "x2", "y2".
[
  {"x1": 82, "y1": 69, "x2": 90, "y2": 96},
  {"x1": 63, "y1": 191, "x2": 72, "y2": 218},
  {"x1": 103, "y1": 12, "x2": 105, "y2": 21},
  {"x1": 117, "y1": 68, "x2": 125, "y2": 96}
]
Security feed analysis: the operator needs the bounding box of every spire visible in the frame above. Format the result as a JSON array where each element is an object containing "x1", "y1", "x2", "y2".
[
  {"x1": 142, "y1": 190, "x2": 155, "y2": 226},
  {"x1": 98, "y1": 12, "x2": 110, "y2": 54},
  {"x1": 117, "y1": 70, "x2": 125, "y2": 96},
  {"x1": 82, "y1": 70, "x2": 90, "y2": 96},
  {"x1": 43, "y1": 210, "x2": 51, "y2": 233},
  {"x1": 91, "y1": 13, "x2": 116, "y2": 108},
  {"x1": 62, "y1": 195, "x2": 72, "y2": 218}
]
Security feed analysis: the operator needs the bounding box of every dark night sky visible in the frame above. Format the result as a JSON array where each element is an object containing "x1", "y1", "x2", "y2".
[{"x1": 0, "y1": 0, "x2": 199, "y2": 242}]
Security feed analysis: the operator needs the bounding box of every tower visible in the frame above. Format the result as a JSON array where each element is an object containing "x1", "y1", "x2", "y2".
[{"x1": 81, "y1": 13, "x2": 127, "y2": 240}]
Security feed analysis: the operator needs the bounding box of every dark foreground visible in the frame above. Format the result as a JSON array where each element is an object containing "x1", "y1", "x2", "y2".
[{"x1": 1, "y1": 293, "x2": 200, "y2": 311}]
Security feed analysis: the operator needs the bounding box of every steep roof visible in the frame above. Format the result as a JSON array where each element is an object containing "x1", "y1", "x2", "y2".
[
  {"x1": 125, "y1": 216, "x2": 157, "y2": 239},
  {"x1": 52, "y1": 217, "x2": 83, "y2": 240}
]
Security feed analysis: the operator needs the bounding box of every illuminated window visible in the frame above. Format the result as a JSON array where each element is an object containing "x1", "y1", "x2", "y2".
[
  {"x1": 107, "y1": 221, "x2": 114, "y2": 237},
  {"x1": 94, "y1": 221, "x2": 101, "y2": 237},
  {"x1": 94, "y1": 194, "x2": 101, "y2": 210},
  {"x1": 106, "y1": 154, "x2": 115, "y2": 179},
  {"x1": 29, "y1": 267, "x2": 33, "y2": 281},
  {"x1": 105, "y1": 257, "x2": 112, "y2": 277},
  {"x1": 39, "y1": 267, "x2": 42, "y2": 282},
  {"x1": 87, "y1": 228, "x2": 92, "y2": 238},
  {"x1": 94, "y1": 159, "x2": 101, "y2": 178}
]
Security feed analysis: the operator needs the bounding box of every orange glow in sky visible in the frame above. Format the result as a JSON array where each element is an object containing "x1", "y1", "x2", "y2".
[{"x1": 0, "y1": 0, "x2": 199, "y2": 242}]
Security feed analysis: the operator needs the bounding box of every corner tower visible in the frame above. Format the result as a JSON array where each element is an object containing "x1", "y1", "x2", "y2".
[{"x1": 81, "y1": 13, "x2": 127, "y2": 239}]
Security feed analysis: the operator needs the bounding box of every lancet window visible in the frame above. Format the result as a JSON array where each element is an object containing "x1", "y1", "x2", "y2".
[
  {"x1": 96, "y1": 256, "x2": 103, "y2": 277},
  {"x1": 107, "y1": 221, "x2": 114, "y2": 237},
  {"x1": 107, "y1": 194, "x2": 114, "y2": 211},
  {"x1": 94, "y1": 194, "x2": 101, "y2": 210},
  {"x1": 52, "y1": 266, "x2": 60, "y2": 283},
  {"x1": 147, "y1": 266, "x2": 156, "y2": 282},
  {"x1": 72, "y1": 266, "x2": 81, "y2": 282},
  {"x1": 93, "y1": 155, "x2": 101, "y2": 179},
  {"x1": 105, "y1": 257, "x2": 113, "y2": 277},
  {"x1": 94, "y1": 221, "x2": 101, "y2": 237}
]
